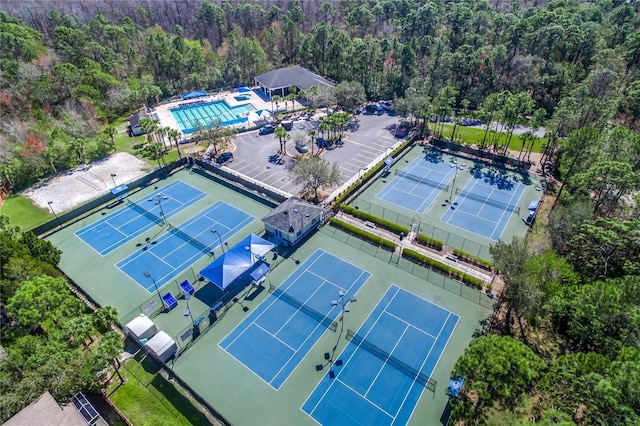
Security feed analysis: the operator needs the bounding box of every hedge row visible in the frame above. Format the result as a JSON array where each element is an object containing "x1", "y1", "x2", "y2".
[
  {"x1": 452, "y1": 248, "x2": 493, "y2": 271},
  {"x1": 333, "y1": 137, "x2": 414, "y2": 208},
  {"x1": 341, "y1": 205, "x2": 410, "y2": 235},
  {"x1": 329, "y1": 218, "x2": 396, "y2": 250},
  {"x1": 402, "y1": 248, "x2": 484, "y2": 289},
  {"x1": 333, "y1": 163, "x2": 384, "y2": 207},
  {"x1": 415, "y1": 233, "x2": 444, "y2": 251}
]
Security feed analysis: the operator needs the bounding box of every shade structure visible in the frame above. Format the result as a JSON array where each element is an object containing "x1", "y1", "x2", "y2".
[
  {"x1": 247, "y1": 109, "x2": 271, "y2": 126},
  {"x1": 199, "y1": 234, "x2": 275, "y2": 290}
]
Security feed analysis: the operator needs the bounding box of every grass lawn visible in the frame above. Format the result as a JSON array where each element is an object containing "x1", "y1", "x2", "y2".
[
  {"x1": 436, "y1": 123, "x2": 547, "y2": 154},
  {"x1": 108, "y1": 356, "x2": 212, "y2": 426},
  {"x1": 0, "y1": 194, "x2": 52, "y2": 230}
]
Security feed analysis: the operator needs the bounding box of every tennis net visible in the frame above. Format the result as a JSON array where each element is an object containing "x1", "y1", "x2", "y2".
[
  {"x1": 455, "y1": 188, "x2": 521, "y2": 214},
  {"x1": 127, "y1": 199, "x2": 165, "y2": 225},
  {"x1": 166, "y1": 224, "x2": 212, "y2": 255},
  {"x1": 395, "y1": 169, "x2": 450, "y2": 192},
  {"x1": 269, "y1": 284, "x2": 338, "y2": 332},
  {"x1": 346, "y1": 329, "x2": 437, "y2": 391}
]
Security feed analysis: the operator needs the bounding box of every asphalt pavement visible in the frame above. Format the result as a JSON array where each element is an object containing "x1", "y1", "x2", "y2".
[{"x1": 227, "y1": 112, "x2": 401, "y2": 197}]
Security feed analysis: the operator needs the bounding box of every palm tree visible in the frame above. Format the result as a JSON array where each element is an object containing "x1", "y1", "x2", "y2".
[
  {"x1": 95, "y1": 331, "x2": 125, "y2": 384},
  {"x1": 43, "y1": 148, "x2": 57, "y2": 174},
  {"x1": 102, "y1": 125, "x2": 117, "y2": 152},
  {"x1": 275, "y1": 125, "x2": 290, "y2": 155},
  {"x1": 166, "y1": 128, "x2": 183, "y2": 159},
  {"x1": 271, "y1": 95, "x2": 282, "y2": 115}
]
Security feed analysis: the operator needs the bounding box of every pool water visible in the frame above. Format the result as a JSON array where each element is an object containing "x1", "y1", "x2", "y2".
[{"x1": 170, "y1": 100, "x2": 255, "y2": 134}]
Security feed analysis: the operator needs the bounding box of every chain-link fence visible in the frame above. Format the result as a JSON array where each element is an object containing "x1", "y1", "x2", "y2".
[
  {"x1": 321, "y1": 225, "x2": 495, "y2": 309},
  {"x1": 351, "y1": 198, "x2": 492, "y2": 260}
]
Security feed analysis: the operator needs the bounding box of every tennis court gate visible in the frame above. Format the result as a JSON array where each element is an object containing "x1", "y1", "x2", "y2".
[{"x1": 352, "y1": 198, "x2": 491, "y2": 260}]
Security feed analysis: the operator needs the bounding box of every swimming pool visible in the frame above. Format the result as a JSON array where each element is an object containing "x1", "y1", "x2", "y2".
[{"x1": 170, "y1": 100, "x2": 255, "y2": 134}]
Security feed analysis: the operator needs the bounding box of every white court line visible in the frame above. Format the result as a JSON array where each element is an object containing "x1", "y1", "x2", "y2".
[{"x1": 253, "y1": 322, "x2": 296, "y2": 351}]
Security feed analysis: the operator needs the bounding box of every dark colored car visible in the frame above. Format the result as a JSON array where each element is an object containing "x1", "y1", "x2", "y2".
[
  {"x1": 316, "y1": 137, "x2": 329, "y2": 148},
  {"x1": 259, "y1": 124, "x2": 276, "y2": 135},
  {"x1": 295, "y1": 143, "x2": 309, "y2": 153},
  {"x1": 216, "y1": 152, "x2": 233, "y2": 164}
]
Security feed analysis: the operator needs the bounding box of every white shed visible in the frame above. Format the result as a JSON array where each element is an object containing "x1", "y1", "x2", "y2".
[
  {"x1": 125, "y1": 314, "x2": 157, "y2": 341},
  {"x1": 145, "y1": 331, "x2": 177, "y2": 363}
]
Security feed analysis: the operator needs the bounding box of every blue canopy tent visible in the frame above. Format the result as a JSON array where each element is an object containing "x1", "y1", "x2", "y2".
[
  {"x1": 199, "y1": 234, "x2": 275, "y2": 290},
  {"x1": 181, "y1": 91, "x2": 207, "y2": 100},
  {"x1": 528, "y1": 200, "x2": 540, "y2": 211}
]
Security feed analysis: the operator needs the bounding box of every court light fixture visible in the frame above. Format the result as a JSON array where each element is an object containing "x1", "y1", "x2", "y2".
[
  {"x1": 211, "y1": 229, "x2": 224, "y2": 252},
  {"x1": 143, "y1": 271, "x2": 162, "y2": 300}
]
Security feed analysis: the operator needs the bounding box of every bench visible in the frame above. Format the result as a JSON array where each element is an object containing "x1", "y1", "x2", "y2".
[{"x1": 364, "y1": 221, "x2": 376, "y2": 229}]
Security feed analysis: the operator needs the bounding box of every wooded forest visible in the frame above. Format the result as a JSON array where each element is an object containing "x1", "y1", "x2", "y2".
[{"x1": 1, "y1": 0, "x2": 639, "y2": 424}]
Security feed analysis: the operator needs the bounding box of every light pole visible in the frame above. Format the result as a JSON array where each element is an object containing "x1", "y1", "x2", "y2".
[
  {"x1": 317, "y1": 290, "x2": 356, "y2": 375},
  {"x1": 148, "y1": 194, "x2": 166, "y2": 224},
  {"x1": 331, "y1": 290, "x2": 356, "y2": 314},
  {"x1": 184, "y1": 293, "x2": 195, "y2": 326},
  {"x1": 448, "y1": 165, "x2": 461, "y2": 205},
  {"x1": 47, "y1": 201, "x2": 61, "y2": 226},
  {"x1": 110, "y1": 173, "x2": 117, "y2": 187},
  {"x1": 211, "y1": 229, "x2": 224, "y2": 252},
  {"x1": 143, "y1": 271, "x2": 162, "y2": 300}
]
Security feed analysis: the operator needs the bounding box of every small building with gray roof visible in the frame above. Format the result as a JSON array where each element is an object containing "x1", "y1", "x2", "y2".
[{"x1": 261, "y1": 197, "x2": 327, "y2": 247}]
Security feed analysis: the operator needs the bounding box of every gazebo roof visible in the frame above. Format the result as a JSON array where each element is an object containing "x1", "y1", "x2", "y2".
[{"x1": 254, "y1": 66, "x2": 336, "y2": 92}]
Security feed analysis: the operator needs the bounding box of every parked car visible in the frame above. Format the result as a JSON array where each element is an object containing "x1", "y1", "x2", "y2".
[
  {"x1": 259, "y1": 124, "x2": 276, "y2": 135},
  {"x1": 216, "y1": 152, "x2": 233, "y2": 164},
  {"x1": 316, "y1": 137, "x2": 329, "y2": 148},
  {"x1": 295, "y1": 143, "x2": 309, "y2": 153},
  {"x1": 394, "y1": 124, "x2": 409, "y2": 138}
]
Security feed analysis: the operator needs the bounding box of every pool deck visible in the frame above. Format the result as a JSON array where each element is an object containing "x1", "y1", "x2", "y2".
[{"x1": 152, "y1": 88, "x2": 301, "y2": 137}]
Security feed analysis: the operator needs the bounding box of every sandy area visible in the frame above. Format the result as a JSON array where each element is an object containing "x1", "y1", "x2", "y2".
[{"x1": 22, "y1": 152, "x2": 148, "y2": 213}]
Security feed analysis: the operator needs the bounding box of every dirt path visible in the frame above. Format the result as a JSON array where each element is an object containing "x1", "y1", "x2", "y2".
[{"x1": 22, "y1": 152, "x2": 148, "y2": 213}]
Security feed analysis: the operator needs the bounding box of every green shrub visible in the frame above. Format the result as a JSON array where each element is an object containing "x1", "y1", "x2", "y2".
[
  {"x1": 402, "y1": 248, "x2": 483, "y2": 289},
  {"x1": 341, "y1": 205, "x2": 410, "y2": 235},
  {"x1": 452, "y1": 248, "x2": 493, "y2": 270},
  {"x1": 415, "y1": 233, "x2": 444, "y2": 251},
  {"x1": 329, "y1": 218, "x2": 396, "y2": 250}
]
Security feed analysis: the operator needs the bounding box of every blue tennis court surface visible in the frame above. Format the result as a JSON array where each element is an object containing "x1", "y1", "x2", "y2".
[
  {"x1": 303, "y1": 285, "x2": 458, "y2": 426},
  {"x1": 75, "y1": 181, "x2": 206, "y2": 255},
  {"x1": 220, "y1": 250, "x2": 371, "y2": 390},
  {"x1": 441, "y1": 174, "x2": 525, "y2": 240},
  {"x1": 117, "y1": 201, "x2": 254, "y2": 291},
  {"x1": 377, "y1": 157, "x2": 456, "y2": 213}
]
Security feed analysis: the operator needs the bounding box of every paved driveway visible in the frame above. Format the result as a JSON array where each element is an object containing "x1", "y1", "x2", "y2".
[{"x1": 227, "y1": 112, "x2": 401, "y2": 197}]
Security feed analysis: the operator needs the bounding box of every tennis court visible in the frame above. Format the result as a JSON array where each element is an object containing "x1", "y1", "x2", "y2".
[
  {"x1": 75, "y1": 181, "x2": 206, "y2": 255},
  {"x1": 441, "y1": 173, "x2": 525, "y2": 240},
  {"x1": 303, "y1": 284, "x2": 458, "y2": 426},
  {"x1": 220, "y1": 250, "x2": 371, "y2": 390},
  {"x1": 117, "y1": 201, "x2": 254, "y2": 292},
  {"x1": 376, "y1": 156, "x2": 456, "y2": 213}
]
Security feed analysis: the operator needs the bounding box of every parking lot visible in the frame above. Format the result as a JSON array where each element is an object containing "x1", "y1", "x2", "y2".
[{"x1": 227, "y1": 112, "x2": 401, "y2": 196}]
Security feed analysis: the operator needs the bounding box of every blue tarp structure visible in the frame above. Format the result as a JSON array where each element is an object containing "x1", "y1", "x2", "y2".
[
  {"x1": 447, "y1": 376, "x2": 465, "y2": 398},
  {"x1": 111, "y1": 183, "x2": 129, "y2": 199},
  {"x1": 199, "y1": 234, "x2": 275, "y2": 290},
  {"x1": 181, "y1": 90, "x2": 207, "y2": 100},
  {"x1": 528, "y1": 200, "x2": 540, "y2": 211},
  {"x1": 236, "y1": 86, "x2": 252, "y2": 93},
  {"x1": 250, "y1": 262, "x2": 270, "y2": 281}
]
